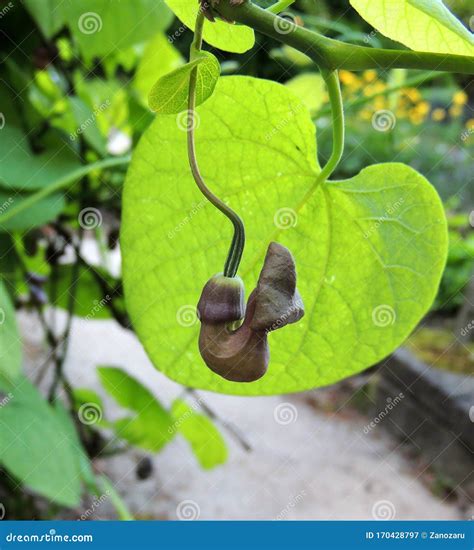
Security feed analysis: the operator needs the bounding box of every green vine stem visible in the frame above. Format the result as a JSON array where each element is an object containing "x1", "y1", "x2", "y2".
[
  {"x1": 318, "y1": 70, "x2": 345, "y2": 182},
  {"x1": 215, "y1": 0, "x2": 474, "y2": 74},
  {"x1": 187, "y1": 12, "x2": 245, "y2": 278}
]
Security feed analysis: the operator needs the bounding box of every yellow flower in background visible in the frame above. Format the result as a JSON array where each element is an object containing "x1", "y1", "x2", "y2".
[
  {"x1": 402, "y1": 87, "x2": 421, "y2": 103},
  {"x1": 363, "y1": 69, "x2": 377, "y2": 83},
  {"x1": 452, "y1": 90, "x2": 468, "y2": 105},
  {"x1": 340, "y1": 70, "x2": 357, "y2": 86},
  {"x1": 449, "y1": 105, "x2": 463, "y2": 118},
  {"x1": 466, "y1": 118, "x2": 474, "y2": 130},
  {"x1": 416, "y1": 101, "x2": 430, "y2": 116},
  {"x1": 431, "y1": 108, "x2": 446, "y2": 122},
  {"x1": 374, "y1": 96, "x2": 386, "y2": 111}
]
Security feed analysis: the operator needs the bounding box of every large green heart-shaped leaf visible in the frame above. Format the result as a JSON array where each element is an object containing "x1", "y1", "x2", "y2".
[
  {"x1": 148, "y1": 53, "x2": 220, "y2": 114},
  {"x1": 165, "y1": 0, "x2": 255, "y2": 53},
  {"x1": 121, "y1": 76, "x2": 447, "y2": 396},
  {"x1": 350, "y1": 0, "x2": 474, "y2": 56}
]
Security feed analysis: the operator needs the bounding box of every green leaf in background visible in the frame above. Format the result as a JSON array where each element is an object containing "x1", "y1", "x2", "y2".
[
  {"x1": 148, "y1": 53, "x2": 220, "y2": 114},
  {"x1": 285, "y1": 73, "x2": 325, "y2": 116},
  {"x1": 171, "y1": 399, "x2": 227, "y2": 469},
  {"x1": 165, "y1": 0, "x2": 255, "y2": 53},
  {"x1": 98, "y1": 367, "x2": 174, "y2": 451},
  {"x1": 0, "y1": 376, "x2": 82, "y2": 507},
  {"x1": 68, "y1": 97, "x2": 107, "y2": 155},
  {"x1": 23, "y1": 0, "x2": 65, "y2": 38},
  {"x1": 0, "y1": 279, "x2": 21, "y2": 380},
  {"x1": 54, "y1": 401, "x2": 95, "y2": 489},
  {"x1": 0, "y1": 126, "x2": 81, "y2": 192},
  {"x1": 25, "y1": 0, "x2": 174, "y2": 59},
  {"x1": 121, "y1": 76, "x2": 448, "y2": 396},
  {"x1": 350, "y1": 0, "x2": 474, "y2": 56},
  {"x1": 96, "y1": 475, "x2": 133, "y2": 520},
  {"x1": 0, "y1": 191, "x2": 65, "y2": 233},
  {"x1": 134, "y1": 33, "x2": 183, "y2": 106},
  {"x1": 48, "y1": 264, "x2": 122, "y2": 321}
]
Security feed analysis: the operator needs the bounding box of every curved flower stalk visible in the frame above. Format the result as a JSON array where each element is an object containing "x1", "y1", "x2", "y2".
[{"x1": 197, "y1": 242, "x2": 304, "y2": 382}]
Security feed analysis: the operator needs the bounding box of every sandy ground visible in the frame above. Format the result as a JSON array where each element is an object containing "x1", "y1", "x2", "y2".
[{"x1": 21, "y1": 310, "x2": 463, "y2": 521}]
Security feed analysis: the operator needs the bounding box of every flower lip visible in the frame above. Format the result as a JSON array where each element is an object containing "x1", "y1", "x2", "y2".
[{"x1": 196, "y1": 242, "x2": 304, "y2": 383}]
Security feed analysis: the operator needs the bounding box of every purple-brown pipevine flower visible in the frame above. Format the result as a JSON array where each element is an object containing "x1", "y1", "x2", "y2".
[{"x1": 197, "y1": 242, "x2": 304, "y2": 382}]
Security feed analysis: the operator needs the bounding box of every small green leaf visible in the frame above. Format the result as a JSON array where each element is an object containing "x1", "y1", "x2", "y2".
[
  {"x1": 23, "y1": 0, "x2": 65, "y2": 38},
  {"x1": 350, "y1": 0, "x2": 474, "y2": 56},
  {"x1": 73, "y1": 388, "x2": 104, "y2": 412},
  {"x1": 0, "y1": 280, "x2": 21, "y2": 380},
  {"x1": 171, "y1": 399, "x2": 227, "y2": 469},
  {"x1": 165, "y1": 0, "x2": 255, "y2": 53},
  {"x1": 98, "y1": 367, "x2": 174, "y2": 451},
  {"x1": 0, "y1": 376, "x2": 82, "y2": 507},
  {"x1": 134, "y1": 33, "x2": 183, "y2": 106},
  {"x1": 121, "y1": 76, "x2": 448, "y2": 396},
  {"x1": 148, "y1": 53, "x2": 220, "y2": 114}
]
